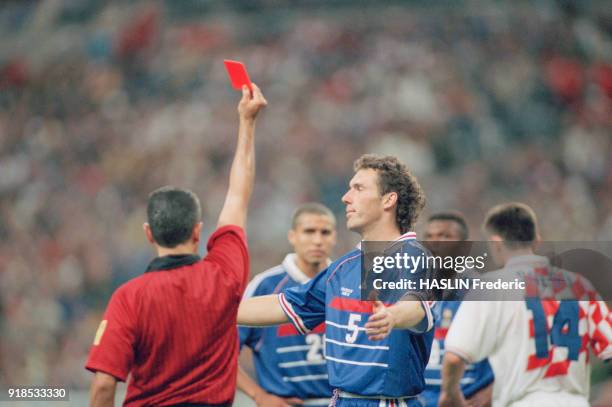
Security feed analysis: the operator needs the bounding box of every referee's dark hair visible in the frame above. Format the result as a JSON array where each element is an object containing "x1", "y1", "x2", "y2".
[
  {"x1": 483, "y1": 202, "x2": 538, "y2": 249},
  {"x1": 147, "y1": 186, "x2": 202, "y2": 248},
  {"x1": 427, "y1": 211, "x2": 469, "y2": 240}
]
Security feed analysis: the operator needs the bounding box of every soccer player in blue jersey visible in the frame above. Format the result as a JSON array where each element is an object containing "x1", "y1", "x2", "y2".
[
  {"x1": 420, "y1": 212, "x2": 494, "y2": 407},
  {"x1": 238, "y1": 154, "x2": 436, "y2": 407},
  {"x1": 238, "y1": 203, "x2": 337, "y2": 407}
]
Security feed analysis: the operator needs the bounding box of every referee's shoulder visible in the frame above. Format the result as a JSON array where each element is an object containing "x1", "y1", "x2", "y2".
[{"x1": 112, "y1": 272, "x2": 159, "y2": 298}]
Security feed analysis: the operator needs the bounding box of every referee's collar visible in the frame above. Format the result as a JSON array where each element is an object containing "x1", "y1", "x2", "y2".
[{"x1": 145, "y1": 254, "x2": 201, "y2": 272}]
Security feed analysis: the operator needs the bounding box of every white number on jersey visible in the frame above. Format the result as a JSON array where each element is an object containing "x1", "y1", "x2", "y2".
[
  {"x1": 305, "y1": 333, "x2": 324, "y2": 361},
  {"x1": 346, "y1": 313, "x2": 362, "y2": 344}
]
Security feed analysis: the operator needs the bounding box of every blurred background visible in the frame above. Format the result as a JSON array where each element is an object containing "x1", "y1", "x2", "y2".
[{"x1": 0, "y1": 0, "x2": 610, "y2": 405}]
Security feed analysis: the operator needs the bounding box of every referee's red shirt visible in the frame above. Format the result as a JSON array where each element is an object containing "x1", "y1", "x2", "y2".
[{"x1": 86, "y1": 225, "x2": 249, "y2": 406}]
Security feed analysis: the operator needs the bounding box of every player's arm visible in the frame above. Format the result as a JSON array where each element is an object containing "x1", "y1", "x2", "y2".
[
  {"x1": 439, "y1": 352, "x2": 468, "y2": 407},
  {"x1": 86, "y1": 288, "x2": 135, "y2": 404},
  {"x1": 236, "y1": 366, "x2": 262, "y2": 402},
  {"x1": 217, "y1": 84, "x2": 267, "y2": 229},
  {"x1": 237, "y1": 366, "x2": 303, "y2": 407},
  {"x1": 441, "y1": 301, "x2": 499, "y2": 407},
  {"x1": 90, "y1": 372, "x2": 117, "y2": 407},
  {"x1": 237, "y1": 294, "x2": 289, "y2": 326},
  {"x1": 240, "y1": 268, "x2": 327, "y2": 330},
  {"x1": 364, "y1": 298, "x2": 428, "y2": 341},
  {"x1": 466, "y1": 383, "x2": 493, "y2": 407},
  {"x1": 588, "y1": 298, "x2": 612, "y2": 362}
]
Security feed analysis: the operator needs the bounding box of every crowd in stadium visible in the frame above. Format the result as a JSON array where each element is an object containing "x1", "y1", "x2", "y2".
[{"x1": 0, "y1": 0, "x2": 610, "y2": 397}]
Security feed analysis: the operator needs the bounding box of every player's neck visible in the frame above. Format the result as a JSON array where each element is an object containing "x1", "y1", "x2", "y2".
[
  {"x1": 503, "y1": 248, "x2": 535, "y2": 265},
  {"x1": 295, "y1": 256, "x2": 322, "y2": 279},
  {"x1": 360, "y1": 222, "x2": 402, "y2": 242},
  {"x1": 155, "y1": 243, "x2": 198, "y2": 258}
]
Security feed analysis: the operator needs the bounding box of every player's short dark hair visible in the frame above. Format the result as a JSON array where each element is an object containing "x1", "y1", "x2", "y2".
[
  {"x1": 354, "y1": 154, "x2": 426, "y2": 234},
  {"x1": 427, "y1": 211, "x2": 469, "y2": 240},
  {"x1": 483, "y1": 202, "x2": 537, "y2": 249},
  {"x1": 147, "y1": 186, "x2": 202, "y2": 248},
  {"x1": 291, "y1": 202, "x2": 336, "y2": 230}
]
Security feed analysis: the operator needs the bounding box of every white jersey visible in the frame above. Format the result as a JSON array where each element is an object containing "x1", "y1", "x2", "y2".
[{"x1": 445, "y1": 255, "x2": 612, "y2": 407}]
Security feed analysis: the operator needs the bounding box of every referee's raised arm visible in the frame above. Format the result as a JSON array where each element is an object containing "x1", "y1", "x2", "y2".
[
  {"x1": 217, "y1": 83, "x2": 267, "y2": 229},
  {"x1": 86, "y1": 84, "x2": 267, "y2": 407}
]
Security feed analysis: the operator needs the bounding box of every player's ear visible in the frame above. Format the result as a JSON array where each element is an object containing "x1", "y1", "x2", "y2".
[
  {"x1": 288, "y1": 228, "x2": 296, "y2": 247},
  {"x1": 382, "y1": 192, "x2": 398, "y2": 210},
  {"x1": 143, "y1": 223, "x2": 155, "y2": 244},
  {"x1": 487, "y1": 234, "x2": 505, "y2": 263},
  {"x1": 489, "y1": 234, "x2": 503, "y2": 243},
  {"x1": 192, "y1": 222, "x2": 203, "y2": 243}
]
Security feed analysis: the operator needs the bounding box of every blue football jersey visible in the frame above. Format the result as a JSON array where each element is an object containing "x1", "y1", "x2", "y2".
[
  {"x1": 421, "y1": 301, "x2": 494, "y2": 407},
  {"x1": 279, "y1": 233, "x2": 437, "y2": 398},
  {"x1": 239, "y1": 254, "x2": 332, "y2": 399}
]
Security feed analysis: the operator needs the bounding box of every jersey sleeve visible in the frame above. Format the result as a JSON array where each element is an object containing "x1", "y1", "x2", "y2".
[
  {"x1": 445, "y1": 301, "x2": 502, "y2": 363},
  {"x1": 278, "y1": 267, "x2": 327, "y2": 335},
  {"x1": 588, "y1": 298, "x2": 612, "y2": 361},
  {"x1": 85, "y1": 287, "x2": 136, "y2": 381},
  {"x1": 408, "y1": 300, "x2": 436, "y2": 334},
  {"x1": 205, "y1": 225, "x2": 250, "y2": 295},
  {"x1": 399, "y1": 242, "x2": 436, "y2": 334},
  {"x1": 239, "y1": 325, "x2": 262, "y2": 350}
]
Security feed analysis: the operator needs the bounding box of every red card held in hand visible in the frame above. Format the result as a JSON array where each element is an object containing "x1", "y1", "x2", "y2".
[{"x1": 223, "y1": 60, "x2": 252, "y2": 92}]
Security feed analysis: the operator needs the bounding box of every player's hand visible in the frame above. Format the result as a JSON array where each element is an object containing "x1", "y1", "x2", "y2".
[
  {"x1": 238, "y1": 83, "x2": 267, "y2": 122},
  {"x1": 254, "y1": 390, "x2": 303, "y2": 407},
  {"x1": 439, "y1": 390, "x2": 468, "y2": 407},
  {"x1": 365, "y1": 300, "x2": 395, "y2": 341},
  {"x1": 466, "y1": 383, "x2": 492, "y2": 407}
]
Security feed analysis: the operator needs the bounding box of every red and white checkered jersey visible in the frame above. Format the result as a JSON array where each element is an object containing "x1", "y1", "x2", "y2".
[{"x1": 445, "y1": 255, "x2": 611, "y2": 407}]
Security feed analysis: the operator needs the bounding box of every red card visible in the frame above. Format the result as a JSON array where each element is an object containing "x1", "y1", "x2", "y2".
[{"x1": 223, "y1": 60, "x2": 252, "y2": 92}]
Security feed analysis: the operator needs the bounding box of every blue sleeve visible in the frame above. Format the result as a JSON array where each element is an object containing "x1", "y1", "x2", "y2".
[
  {"x1": 239, "y1": 324, "x2": 262, "y2": 350},
  {"x1": 278, "y1": 267, "x2": 327, "y2": 334},
  {"x1": 403, "y1": 242, "x2": 436, "y2": 334},
  {"x1": 463, "y1": 358, "x2": 495, "y2": 397},
  {"x1": 409, "y1": 300, "x2": 436, "y2": 334}
]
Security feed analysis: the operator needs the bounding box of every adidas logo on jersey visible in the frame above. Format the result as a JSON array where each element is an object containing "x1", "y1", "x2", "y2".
[{"x1": 341, "y1": 287, "x2": 353, "y2": 297}]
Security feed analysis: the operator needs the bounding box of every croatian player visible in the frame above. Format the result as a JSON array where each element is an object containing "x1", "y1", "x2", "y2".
[
  {"x1": 238, "y1": 155, "x2": 436, "y2": 407},
  {"x1": 238, "y1": 203, "x2": 337, "y2": 407},
  {"x1": 441, "y1": 203, "x2": 612, "y2": 407},
  {"x1": 420, "y1": 212, "x2": 494, "y2": 407}
]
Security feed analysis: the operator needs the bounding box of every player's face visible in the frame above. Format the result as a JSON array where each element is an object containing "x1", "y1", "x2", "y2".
[
  {"x1": 342, "y1": 169, "x2": 385, "y2": 234},
  {"x1": 289, "y1": 214, "x2": 336, "y2": 266},
  {"x1": 424, "y1": 220, "x2": 463, "y2": 241},
  {"x1": 424, "y1": 220, "x2": 464, "y2": 257}
]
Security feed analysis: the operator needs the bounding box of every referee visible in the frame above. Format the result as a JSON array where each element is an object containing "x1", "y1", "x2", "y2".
[{"x1": 86, "y1": 84, "x2": 267, "y2": 407}]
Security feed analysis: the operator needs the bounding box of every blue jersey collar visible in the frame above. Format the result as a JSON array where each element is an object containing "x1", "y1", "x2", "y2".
[{"x1": 356, "y1": 231, "x2": 417, "y2": 249}]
